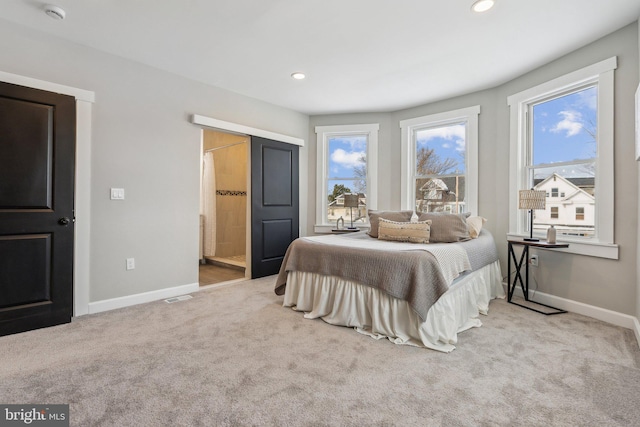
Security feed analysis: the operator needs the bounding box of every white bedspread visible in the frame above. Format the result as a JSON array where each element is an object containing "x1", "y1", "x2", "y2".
[{"x1": 283, "y1": 260, "x2": 504, "y2": 352}]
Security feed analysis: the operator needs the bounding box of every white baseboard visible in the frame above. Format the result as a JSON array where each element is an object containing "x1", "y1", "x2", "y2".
[
  {"x1": 504, "y1": 283, "x2": 640, "y2": 348},
  {"x1": 87, "y1": 282, "x2": 200, "y2": 315}
]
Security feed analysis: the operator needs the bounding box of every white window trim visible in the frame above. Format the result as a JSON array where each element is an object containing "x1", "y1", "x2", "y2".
[
  {"x1": 507, "y1": 57, "x2": 618, "y2": 259},
  {"x1": 314, "y1": 124, "x2": 379, "y2": 233},
  {"x1": 400, "y1": 105, "x2": 480, "y2": 215}
]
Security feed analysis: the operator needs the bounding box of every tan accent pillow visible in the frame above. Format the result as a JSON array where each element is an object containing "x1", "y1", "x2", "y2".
[
  {"x1": 378, "y1": 218, "x2": 432, "y2": 243},
  {"x1": 367, "y1": 210, "x2": 414, "y2": 238},
  {"x1": 417, "y1": 212, "x2": 471, "y2": 243},
  {"x1": 467, "y1": 216, "x2": 487, "y2": 239}
]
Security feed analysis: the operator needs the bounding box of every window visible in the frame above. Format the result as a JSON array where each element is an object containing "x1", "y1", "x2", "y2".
[
  {"x1": 315, "y1": 124, "x2": 378, "y2": 232},
  {"x1": 529, "y1": 86, "x2": 597, "y2": 238},
  {"x1": 576, "y1": 207, "x2": 585, "y2": 221},
  {"x1": 400, "y1": 106, "x2": 479, "y2": 215},
  {"x1": 508, "y1": 57, "x2": 617, "y2": 259}
]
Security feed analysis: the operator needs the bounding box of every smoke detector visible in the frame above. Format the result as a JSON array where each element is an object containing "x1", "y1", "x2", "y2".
[{"x1": 44, "y1": 4, "x2": 66, "y2": 20}]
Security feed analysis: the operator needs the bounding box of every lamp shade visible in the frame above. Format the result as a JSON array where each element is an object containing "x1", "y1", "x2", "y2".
[
  {"x1": 518, "y1": 189, "x2": 546, "y2": 210},
  {"x1": 343, "y1": 194, "x2": 359, "y2": 208}
]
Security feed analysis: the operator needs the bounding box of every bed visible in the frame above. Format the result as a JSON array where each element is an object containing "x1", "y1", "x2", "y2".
[{"x1": 274, "y1": 212, "x2": 504, "y2": 352}]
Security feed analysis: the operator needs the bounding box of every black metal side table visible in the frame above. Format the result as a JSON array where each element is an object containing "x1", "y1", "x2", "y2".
[{"x1": 507, "y1": 238, "x2": 569, "y2": 315}]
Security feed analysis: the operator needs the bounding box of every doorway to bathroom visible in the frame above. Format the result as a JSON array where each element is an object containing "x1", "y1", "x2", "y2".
[{"x1": 199, "y1": 129, "x2": 249, "y2": 286}]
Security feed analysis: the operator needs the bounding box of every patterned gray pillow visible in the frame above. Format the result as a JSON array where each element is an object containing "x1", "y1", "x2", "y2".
[
  {"x1": 367, "y1": 210, "x2": 414, "y2": 238},
  {"x1": 417, "y1": 212, "x2": 471, "y2": 243}
]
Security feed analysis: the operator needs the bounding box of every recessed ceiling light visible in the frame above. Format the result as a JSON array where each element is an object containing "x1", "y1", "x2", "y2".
[
  {"x1": 291, "y1": 72, "x2": 306, "y2": 80},
  {"x1": 471, "y1": 0, "x2": 495, "y2": 13},
  {"x1": 44, "y1": 4, "x2": 66, "y2": 20}
]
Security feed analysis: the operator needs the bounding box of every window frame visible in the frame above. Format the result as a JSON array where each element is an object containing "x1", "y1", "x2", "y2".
[
  {"x1": 400, "y1": 106, "x2": 480, "y2": 215},
  {"x1": 314, "y1": 124, "x2": 379, "y2": 233},
  {"x1": 507, "y1": 57, "x2": 618, "y2": 259}
]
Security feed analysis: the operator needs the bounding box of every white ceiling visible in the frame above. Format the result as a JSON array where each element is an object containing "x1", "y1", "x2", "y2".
[{"x1": 3, "y1": 1, "x2": 640, "y2": 115}]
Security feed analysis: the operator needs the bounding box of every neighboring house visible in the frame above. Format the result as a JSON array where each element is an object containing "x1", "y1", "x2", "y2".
[
  {"x1": 417, "y1": 176, "x2": 466, "y2": 214},
  {"x1": 534, "y1": 173, "x2": 595, "y2": 237}
]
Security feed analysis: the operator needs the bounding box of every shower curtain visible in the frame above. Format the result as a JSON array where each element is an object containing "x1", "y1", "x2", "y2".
[{"x1": 202, "y1": 151, "x2": 216, "y2": 257}]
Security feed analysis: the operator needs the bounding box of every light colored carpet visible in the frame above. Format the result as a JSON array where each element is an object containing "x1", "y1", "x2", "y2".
[{"x1": 1, "y1": 276, "x2": 639, "y2": 426}]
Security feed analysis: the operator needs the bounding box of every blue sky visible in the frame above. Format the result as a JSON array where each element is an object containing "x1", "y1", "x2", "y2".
[
  {"x1": 327, "y1": 135, "x2": 367, "y2": 194},
  {"x1": 415, "y1": 122, "x2": 466, "y2": 175},
  {"x1": 328, "y1": 135, "x2": 366, "y2": 178},
  {"x1": 532, "y1": 86, "x2": 597, "y2": 175}
]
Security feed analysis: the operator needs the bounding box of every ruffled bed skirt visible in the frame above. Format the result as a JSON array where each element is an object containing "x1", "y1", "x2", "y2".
[{"x1": 282, "y1": 261, "x2": 504, "y2": 352}]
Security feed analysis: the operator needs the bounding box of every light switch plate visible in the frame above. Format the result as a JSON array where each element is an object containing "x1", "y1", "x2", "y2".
[{"x1": 110, "y1": 188, "x2": 125, "y2": 200}]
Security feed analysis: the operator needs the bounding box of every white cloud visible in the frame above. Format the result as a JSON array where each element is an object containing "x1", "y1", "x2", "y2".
[
  {"x1": 419, "y1": 124, "x2": 465, "y2": 142},
  {"x1": 442, "y1": 143, "x2": 451, "y2": 149},
  {"x1": 551, "y1": 110, "x2": 583, "y2": 137},
  {"x1": 455, "y1": 139, "x2": 465, "y2": 153},
  {"x1": 331, "y1": 148, "x2": 365, "y2": 168}
]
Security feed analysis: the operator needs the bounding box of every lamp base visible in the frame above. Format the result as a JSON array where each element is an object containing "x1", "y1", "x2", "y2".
[{"x1": 523, "y1": 238, "x2": 540, "y2": 242}]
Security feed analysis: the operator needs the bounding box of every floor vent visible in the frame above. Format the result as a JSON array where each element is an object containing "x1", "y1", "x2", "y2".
[{"x1": 164, "y1": 295, "x2": 193, "y2": 304}]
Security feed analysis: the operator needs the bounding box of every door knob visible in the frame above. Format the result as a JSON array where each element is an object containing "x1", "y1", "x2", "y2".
[{"x1": 58, "y1": 217, "x2": 70, "y2": 226}]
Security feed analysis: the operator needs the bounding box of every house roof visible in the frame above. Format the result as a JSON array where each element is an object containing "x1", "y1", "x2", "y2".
[
  {"x1": 535, "y1": 173, "x2": 594, "y2": 202},
  {"x1": 534, "y1": 176, "x2": 595, "y2": 188},
  {"x1": 3, "y1": 1, "x2": 639, "y2": 115}
]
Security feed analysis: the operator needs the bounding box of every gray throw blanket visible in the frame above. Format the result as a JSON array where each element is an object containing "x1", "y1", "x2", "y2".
[
  {"x1": 274, "y1": 239, "x2": 450, "y2": 320},
  {"x1": 274, "y1": 230, "x2": 499, "y2": 321}
]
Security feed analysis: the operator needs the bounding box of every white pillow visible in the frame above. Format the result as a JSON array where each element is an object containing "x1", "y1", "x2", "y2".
[{"x1": 467, "y1": 216, "x2": 487, "y2": 239}]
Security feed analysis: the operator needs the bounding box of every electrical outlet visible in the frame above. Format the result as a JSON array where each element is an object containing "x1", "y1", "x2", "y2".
[
  {"x1": 530, "y1": 255, "x2": 538, "y2": 267},
  {"x1": 126, "y1": 258, "x2": 135, "y2": 270}
]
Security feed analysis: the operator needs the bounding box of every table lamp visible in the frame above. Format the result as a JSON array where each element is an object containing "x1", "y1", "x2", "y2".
[
  {"x1": 518, "y1": 189, "x2": 546, "y2": 241},
  {"x1": 343, "y1": 194, "x2": 360, "y2": 230}
]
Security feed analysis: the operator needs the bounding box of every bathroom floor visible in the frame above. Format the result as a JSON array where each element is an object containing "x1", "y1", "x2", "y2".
[
  {"x1": 199, "y1": 259, "x2": 245, "y2": 286},
  {"x1": 206, "y1": 255, "x2": 246, "y2": 268}
]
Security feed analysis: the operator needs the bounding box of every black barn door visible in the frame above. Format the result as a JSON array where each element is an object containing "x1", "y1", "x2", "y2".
[
  {"x1": 251, "y1": 136, "x2": 299, "y2": 278},
  {"x1": 0, "y1": 82, "x2": 76, "y2": 336}
]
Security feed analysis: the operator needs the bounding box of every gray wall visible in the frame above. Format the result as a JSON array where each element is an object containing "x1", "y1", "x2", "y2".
[
  {"x1": 0, "y1": 20, "x2": 309, "y2": 302},
  {"x1": 310, "y1": 23, "x2": 639, "y2": 316}
]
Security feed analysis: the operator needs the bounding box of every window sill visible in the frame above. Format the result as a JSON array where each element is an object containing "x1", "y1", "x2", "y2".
[
  {"x1": 314, "y1": 224, "x2": 370, "y2": 234},
  {"x1": 506, "y1": 233, "x2": 618, "y2": 259}
]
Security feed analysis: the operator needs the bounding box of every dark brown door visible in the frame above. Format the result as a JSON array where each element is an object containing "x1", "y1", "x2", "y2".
[
  {"x1": 251, "y1": 136, "x2": 299, "y2": 278},
  {"x1": 0, "y1": 82, "x2": 76, "y2": 336}
]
